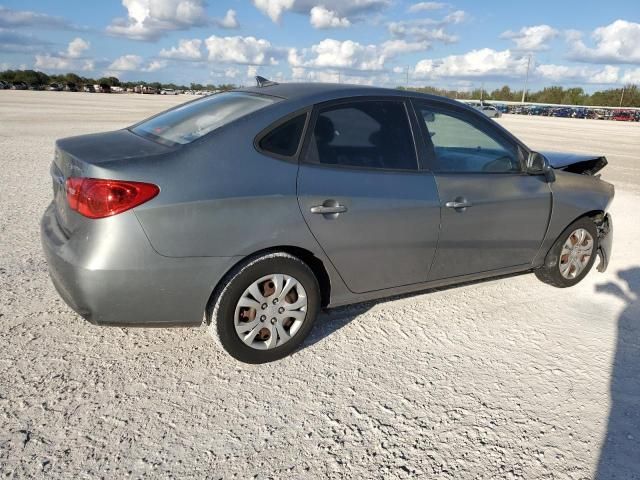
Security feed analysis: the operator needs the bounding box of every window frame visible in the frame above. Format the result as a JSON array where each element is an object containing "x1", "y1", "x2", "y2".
[
  {"x1": 410, "y1": 98, "x2": 530, "y2": 175},
  {"x1": 299, "y1": 96, "x2": 422, "y2": 173},
  {"x1": 254, "y1": 107, "x2": 312, "y2": 162}
]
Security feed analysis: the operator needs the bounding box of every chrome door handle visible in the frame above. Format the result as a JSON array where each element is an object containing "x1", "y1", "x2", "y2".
[
  {"x1": 310, "y1": 205, "x2": 347, "y2": 214},
  {"x1": 445, "y1": 200, "x2": 473, "y2": 209}
]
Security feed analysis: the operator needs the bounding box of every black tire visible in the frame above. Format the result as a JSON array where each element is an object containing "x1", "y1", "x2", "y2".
[
  {"x1": 207, "y1": 252, "x2": 320, "y2": 363},
  {"x1": 535, "y1": 217, "x2": 599, "y2": 288}
]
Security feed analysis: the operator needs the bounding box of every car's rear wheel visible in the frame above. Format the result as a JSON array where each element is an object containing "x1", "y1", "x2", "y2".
[
  {"x1": 207, "y1": 252, "x2": 320, "y2": 363},
  {"x1": 535, "y1": 217, "x2": 599, "y2": 288}
]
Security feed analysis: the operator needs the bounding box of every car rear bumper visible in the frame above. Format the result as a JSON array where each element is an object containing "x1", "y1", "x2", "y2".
[
  {"x1": 41, "y1": 203, "x2": 237, "y2": 326},
  {"x1": 596, "y1": 213, "x2": 613, "y2": 273}
]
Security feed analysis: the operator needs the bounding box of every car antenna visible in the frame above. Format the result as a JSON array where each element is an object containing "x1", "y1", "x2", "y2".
[{"x1": 255, "y1": 76, "x2": 278, "y2": 88}]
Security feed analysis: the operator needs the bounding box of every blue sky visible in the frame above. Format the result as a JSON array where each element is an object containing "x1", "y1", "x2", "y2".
[{"x1": 1, "y1": 0, "x2": 639, "y2": 90}]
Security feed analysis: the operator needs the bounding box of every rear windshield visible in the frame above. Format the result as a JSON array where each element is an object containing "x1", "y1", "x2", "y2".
[{"x1": 131, "y1": 92, "x2": 279, "y2": 145}]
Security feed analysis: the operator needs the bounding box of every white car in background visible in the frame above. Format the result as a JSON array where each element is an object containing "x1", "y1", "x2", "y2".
[
  {"x1": 478, "y1": 105, "x2": 502, "y2": 118},
  {"x1": 161, "y1": 89, "x2": 179, "y2": 95}
]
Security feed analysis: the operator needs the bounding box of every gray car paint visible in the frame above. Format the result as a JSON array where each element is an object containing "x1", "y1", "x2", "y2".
[
  {"x1": 41, "y1": 83, "x2": 614, "y2": 326},
  {"x1": 428, "y1": 173, "x2": 551, "y2": 280}
]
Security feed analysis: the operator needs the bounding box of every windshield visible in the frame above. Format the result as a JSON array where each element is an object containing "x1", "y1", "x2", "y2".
[{"x1": 131, "y1": 91, "x2": 279, "y2": 145}]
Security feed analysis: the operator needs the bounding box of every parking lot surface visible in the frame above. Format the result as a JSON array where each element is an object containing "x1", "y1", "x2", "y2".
[{"x1": 1, "y1": 91, "x2": 639, "y2": 479}]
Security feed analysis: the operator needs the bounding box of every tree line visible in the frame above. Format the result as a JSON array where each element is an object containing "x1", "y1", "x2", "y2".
[
  {"x1": 2, "y1": 69, "x2": 639, "y2": 107},
  {"x1": 401, "y1": 84, "x2": 640, "y2": 108},
  {"x1": 0, "y1": 69, "x2": 237, "y2": 92}
]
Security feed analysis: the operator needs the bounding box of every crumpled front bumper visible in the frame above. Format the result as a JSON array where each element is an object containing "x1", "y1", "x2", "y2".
[{"x1": 596, "y1": 213, "x2": 613, "y2": 273}]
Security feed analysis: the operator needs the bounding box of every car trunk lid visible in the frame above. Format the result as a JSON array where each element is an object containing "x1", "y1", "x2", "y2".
[{"x1": 51, "y1": 129, "x2": 172, "y2": 235}]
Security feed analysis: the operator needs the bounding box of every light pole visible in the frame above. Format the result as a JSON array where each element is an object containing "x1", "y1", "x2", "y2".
[
  {"x1": 620, "y1": 86, "x2": 625, "y2": 107},
  {"x1": 521, "y1": 54, "x2": 531, "y2": 104}
]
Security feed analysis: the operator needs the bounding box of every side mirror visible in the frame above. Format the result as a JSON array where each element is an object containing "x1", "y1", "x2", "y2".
[{"x1": 527, "y1": 151, "x2": 555, "y2": 183}]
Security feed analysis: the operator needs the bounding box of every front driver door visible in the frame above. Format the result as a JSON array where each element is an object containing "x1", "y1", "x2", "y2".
[
  {"x1": 412, "y1": 100, "x2": 552, "y2": 281},
  {"x1": 297, "y1": 98, "x2": 441, "y2": 294}
]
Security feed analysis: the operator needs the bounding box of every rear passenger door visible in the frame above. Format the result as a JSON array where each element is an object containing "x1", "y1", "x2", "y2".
[{"x1": 297, "y1": 98, "x2": 441, "y2": 294}]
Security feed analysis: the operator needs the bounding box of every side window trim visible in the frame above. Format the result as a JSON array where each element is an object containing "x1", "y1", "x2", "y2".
[
  {"x1": 254, "y1": 107, "x2": 312, "y2": 162},
  {"x1": 410, "y1": 99, "x2": 526, "y2": 174},
  {"x1": 299, "y1": 96, "x2": 421, "y2": 172}
]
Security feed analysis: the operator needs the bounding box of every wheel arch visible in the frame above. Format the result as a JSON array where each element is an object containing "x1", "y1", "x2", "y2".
[
  {"x1": 538, "y1": 209, "x2": 605, "y2": 269},
  {"x1": 205, "y1": 246, "x2": 332, "y2": 322}
]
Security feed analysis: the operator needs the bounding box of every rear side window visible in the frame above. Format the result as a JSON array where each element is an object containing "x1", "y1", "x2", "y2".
[
  {"x1": 259, "y1": 114, "x2": 306, "y2": 157},
  {"x1": 131, "y1": 92, "x2": 279, "y2": 145},
  {"x1": 305, "y1": 100, "x2": 417, "y2": 170}
]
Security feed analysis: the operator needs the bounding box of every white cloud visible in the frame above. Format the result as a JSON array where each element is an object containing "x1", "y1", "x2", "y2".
[
  {"x1": 380, "y1": 39, "x2": 429, "y2": 57},
  {"x1": 310, "y1": 6, "x2": 350, "y2": 29},
  {"x1": 289, "y1": 37, "x2": 429, "y2": 72},
  {"x1": 291, "y1": 66, "x2": 306, "y2": 79},
  {"x1": 567, "y1": 20, "x2": 640, "y2": 64},
  {"x1": 443, "y1": 10, "x2": 466, "y2": 24},
  {"x1": 414, "y1": 48, "x2": 530, "y2": 79},
  {"x1": 388, "y1": 11, "x2": 465, "y2": 44},
  {"x1": 252, "y1": 0, "x2": 294, "y2": 23},
  {"x1": 622, "y1": 68, "x2": 640, "y2": 84},
  {"x1": 0, "y1": 6, "x2": 78, "y2": 29},
  {"x1": 66, "y1": 37, "x2": 90, "y2": 58},
  {"x1": 501, "y1": 25, "x2": 558, "y2": 51},
  {"x1": 33, "y1": 37, "x2": 93, "y2": 71},
  {"x1": 408, "y1": 2, "x2": 447, "y2": 13},
  {"x1": 253, "y1": 0, "x2": 390, "y2": 24},
  {"x1": 34, "y1": 54, "x2": 94, "y2": 72},
  {"x1": 108, "y1": 54, "x2": 143, "y2": 71},
  {"x1": 215, "y1": 9, "x2": 239, "y2": 29},
  {"x1": 143, "y1": 59, "x2": 168, "y2": 71},
  {"x1": 535, "y1": 64, "x2": 620, "y2": 84},
  {"x1": 107, "y1": 0, "x2": 208, "y2": 40},
  {"x1": 247, "y1": 65, "x2": 259, "y2": 78},
  {"x1": 35, "y1": 54, "x2": 73, "y2": 71},
  {"x1": 159, "y1": 38, "x2": 202, "y2": 60},
  {"x1": 224, "y1": 67, "x2": 240, "y2": 78},
  {"x1": 299, "y1": 39, "x2": 385, "y2": 71},
  {"x1": 205, "y1": 35, "x2": 280, "y2": 65}
]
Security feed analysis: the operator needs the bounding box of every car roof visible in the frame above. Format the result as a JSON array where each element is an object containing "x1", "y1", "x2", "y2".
[{"x1": 236, "y1": 82, "x2": 461, "y2": 107}]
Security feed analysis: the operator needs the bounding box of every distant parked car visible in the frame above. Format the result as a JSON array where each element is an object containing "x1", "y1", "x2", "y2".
[
  {"x1": 613, "y1": 110, "x2": 634, "y2": 121},
  {"x1": 479, "y1": 105, "x2": 501, "y2": 118},
  {"x1": 64, "y1": 83, "x2": 78, "y2": 92},
  {"x1": 11, "y1": 82, "x2": 28, "y2": 90},
  {"x1": 161, "y1": 89, "x2": 179, "y2": 95},
  {"x1": 552, "y1": 108, "x2": 572, "y2": 118},
  {"x1": 83, "y1": 84, "x2": 95, "y2": 93},
  {"x1": 47, "y1": 83, "x2": 62, "y2": 91},
  {"x1": 0, "y1": 80, "x2": 9, "y2": 89},
  {"x1": 41, "y1": 81, "x2": 614, "y2": 363}
]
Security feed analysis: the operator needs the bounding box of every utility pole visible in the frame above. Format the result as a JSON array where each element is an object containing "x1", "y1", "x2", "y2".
[
  {"x1": 521, "y1": 54, "x2": 531, "y2": 104},
  {"x1": 619, "y1": 86, "x2": 625, "y2": 107},
  {"x1": 337, "y1": 71, "x2": 341, "y2": 84},
  {"x1": 406, "y1": 66, "x2": 409, "y2": 89},
  {"x1": 480, "y1": 82, "x2": 484, "y2": 103}
]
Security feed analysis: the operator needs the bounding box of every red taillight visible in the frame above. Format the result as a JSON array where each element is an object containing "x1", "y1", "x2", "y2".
[{"x1": 65, "y1": 178, "x2": 159, "y2": 219}]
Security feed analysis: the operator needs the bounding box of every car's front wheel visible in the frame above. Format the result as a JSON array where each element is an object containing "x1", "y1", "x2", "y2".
[
  {"x1": 535, "y1": 217, "x2": 599, "y2": 288},
  {"x1": 207, "y1": 252, "x2": 320, "y2": 363}
]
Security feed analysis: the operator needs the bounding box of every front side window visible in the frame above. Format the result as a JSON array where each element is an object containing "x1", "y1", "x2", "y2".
[
  {"x1": 259, "y1": 114, "x2": 307, "y2": 157},
  {"x1": 132, "y1": 92, "x2": 279, "y2": 145},
  {"x1": 305, "y1": 100, "x2": 417, "y2": 170},
  {"x1": 416, "y1": 105, "x2": 520, "y2": 173}
]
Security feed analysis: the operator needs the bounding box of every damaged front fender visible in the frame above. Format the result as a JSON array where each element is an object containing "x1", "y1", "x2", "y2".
[{"x1": 540, "y1": 151, "x2": 608, "y2": 176}]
